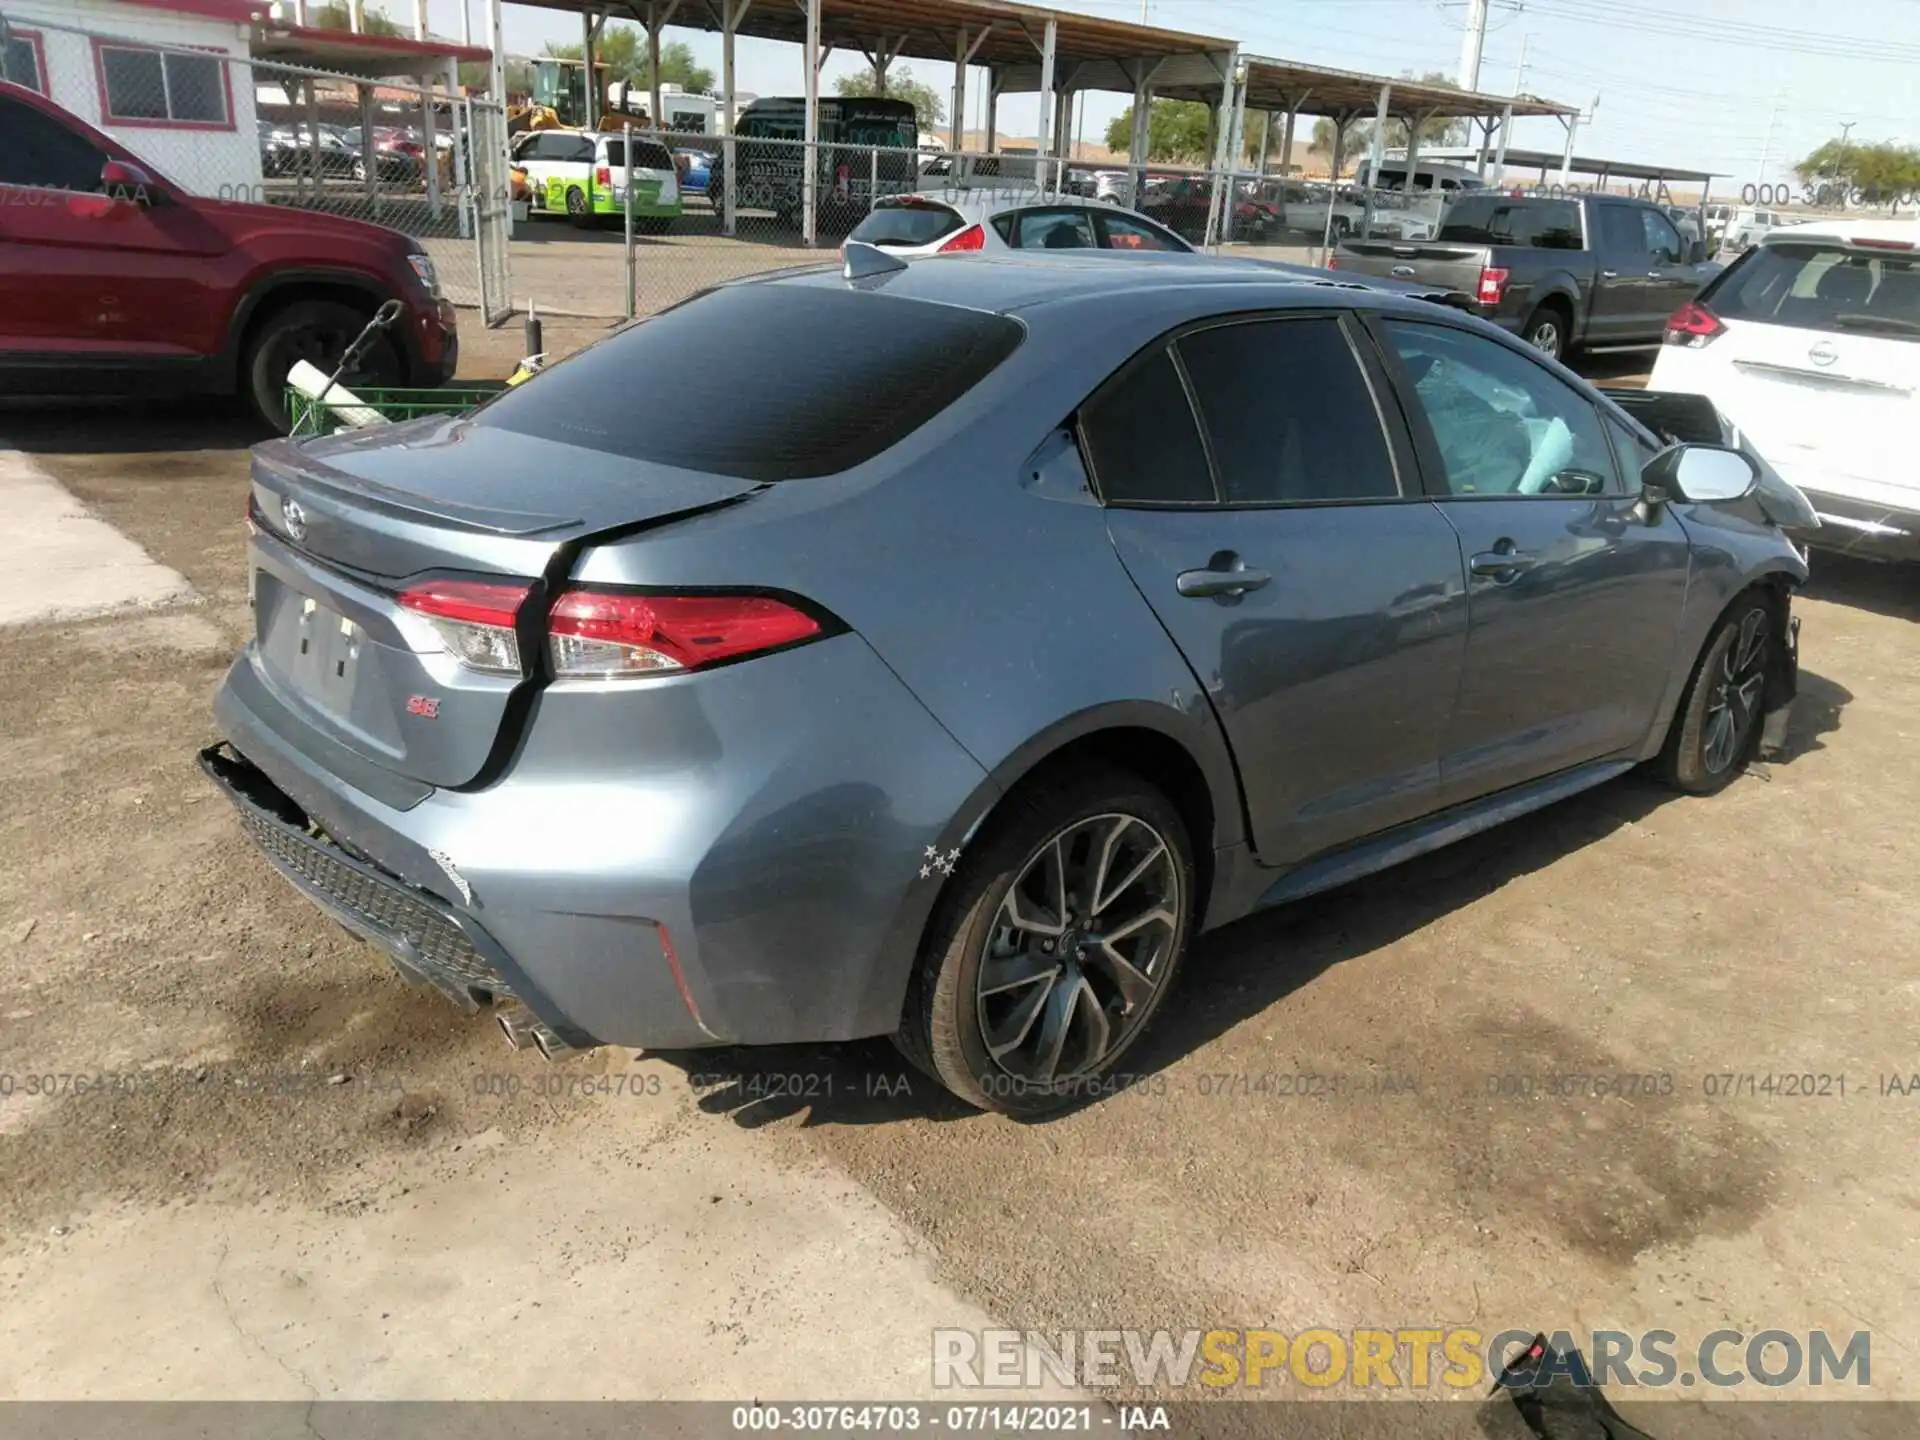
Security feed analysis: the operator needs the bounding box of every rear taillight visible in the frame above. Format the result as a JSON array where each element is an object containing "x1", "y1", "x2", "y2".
[
  {"x1": 1664, "y1": 300, "x2": 1726, "y2": 348},
  {"x1": 1326, "y1": 254, "x2": 1340, "y2": 269},
  {"x1": 398, "y1": 578, "x2": 531, "y2": 676},
  {"x1": 938, "y1": 223, "x2": 986, "y2": 253},
  {"x1": 1477, "y1": 266, "x2": 1510, "y2": 305},
  {"x1": 596, "y1": 165, "x2": 611, "y2": 187},
  {"x1": 547, "y1": 590, "x2": 821, "y2": 677},
  {"x1": 1850, "y1": 238, "x2": 1916, "y2": 251},
  {"x1": 399, "y1": 580, "x2": 824, "y2": 680}
]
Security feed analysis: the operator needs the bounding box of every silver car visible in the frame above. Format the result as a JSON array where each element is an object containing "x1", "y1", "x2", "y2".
[
  {"x1": 204, "y1": 251, "x2": 1808, "y2": 1115},
  {"x1": 846, "y1": 190, "x2": 1192, "y2": 257}
]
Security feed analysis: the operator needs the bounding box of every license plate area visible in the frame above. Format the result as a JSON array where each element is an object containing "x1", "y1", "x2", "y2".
[{"x1": 258, "y1": 575, "x2": 362, "y2": 719}]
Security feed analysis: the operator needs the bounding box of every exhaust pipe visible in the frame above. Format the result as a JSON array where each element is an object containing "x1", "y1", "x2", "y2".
[{"x1": 497, "y1": 1004, "x2": 575, "y2": 1060}]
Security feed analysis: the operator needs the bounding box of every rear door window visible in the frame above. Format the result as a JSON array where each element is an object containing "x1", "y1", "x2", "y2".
[
  {"x1": 478, "y1": 286, "x2": 1023, "y2": 480},
  {"x1": 1594, "y1": 204, "x2": 1649, "y2": 260},
  {"x1": 1012, "y1": 209, "x2": 1097, "y2": 249},
  {"x1": 1175, "y1": 317, "x2": 1400, "y2": 505},
  {"x1": 1708, "y1": 242, "x2": 1920, "y2": 339},
  {"x1": 849, "y1": 202, "x2": 965, "y2": 247},
  {"x1": 1079, "y1": 349, "x2": 1215, "y2": 505}
]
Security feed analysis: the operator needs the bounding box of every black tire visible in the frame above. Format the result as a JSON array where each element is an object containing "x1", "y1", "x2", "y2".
[
  {"x1": 1521, "y1": 302, "x2": 1571, "y2": 362},
  {"x1": 242, "y1": 299, "x2": 402, "y2": 434},
  {"x1": 895, "y1": 765, "x2": 1197, "y2": 1117},
  {"x1": 565, "y1": 186, "x2": 593, "y2": 228},
  {"x1": 1652, "y1": 592, "x2": 1775, "y2": 794},
  {"x1": 352, "y1": 158, "x2": 368, "y2": 183},
  {"x1": 1332, "y1": 216, "x2": 1352, "y2": 241}
]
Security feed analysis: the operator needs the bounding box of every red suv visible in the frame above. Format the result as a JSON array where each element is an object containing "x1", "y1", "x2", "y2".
[{"x1": 0, "y1": 82, "x2": 457, "y2": 430}]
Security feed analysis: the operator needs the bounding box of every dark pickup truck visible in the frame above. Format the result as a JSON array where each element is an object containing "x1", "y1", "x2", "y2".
[{"x1": 1330, "y1": 192, "x2": 1720, "y2": 362}]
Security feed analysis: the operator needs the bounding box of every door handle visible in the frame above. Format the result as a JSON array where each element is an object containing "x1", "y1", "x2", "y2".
[
  {"x1": 1600, "y1": 269, "x2": 1619, "y2": 279},
  {"x1": 1470, "y1": 544, "x2": 1538, "y2": 581},
  {"x1": 1176, "y1": 558, "x2": 1271, "y2": 599}
]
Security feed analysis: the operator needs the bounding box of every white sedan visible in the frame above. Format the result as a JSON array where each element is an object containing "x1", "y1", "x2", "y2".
[
  {"x1": 1649, "y1": 218, "x2": 1920, "y2": 561},
  {"x1": 844, "y1": 191, "x2": 1192, "y2": 258}
]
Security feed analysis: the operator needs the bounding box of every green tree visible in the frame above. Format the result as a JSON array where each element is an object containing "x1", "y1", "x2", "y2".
[
  {"x1": 542, "y1": 28, "x2": 713, "y2": 93},
  {"x1": 1795, "y1": 138, "x2": 1920, "y2": 201},
  {"x1": 835, "y1": 65, "x2": 945, "y2": 132},
  {"x1": 1103, "y1": 100, "x2": 1212, "y2": 163},
  {"x1": 310, "y1": 2, "x2": 403, "y2": 35}
]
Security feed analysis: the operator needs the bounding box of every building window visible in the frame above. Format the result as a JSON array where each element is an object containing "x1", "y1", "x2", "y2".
[
  {"x1": 3, "y1": 30, "x2": 48, "y2": 94},
  {"x1": 93, "y1": 41, "x2": 233, "y2": 129}
]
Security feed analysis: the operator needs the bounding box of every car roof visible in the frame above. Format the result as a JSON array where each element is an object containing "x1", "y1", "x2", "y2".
[
  {"x1": 737, "y1": 249, "x2": 1453, "y2": 317},
  {"x1": 1760, "y1": 217, "x2": 1920, "y2": 246},
  {"x1": 890, "y1": 189, "x2": 1165, "y2": 226}
]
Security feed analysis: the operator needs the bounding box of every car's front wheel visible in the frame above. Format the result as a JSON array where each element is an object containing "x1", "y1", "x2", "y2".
[
  {"x1": 1653, "y1": 593, "x2": 1776, "y2": 794},
  {"x1": 243, "y1": 299, "x2": 402, "y2": 433},
  {"x1": 897, "y1": 766, "x2": 1196, "y2": 1116}
]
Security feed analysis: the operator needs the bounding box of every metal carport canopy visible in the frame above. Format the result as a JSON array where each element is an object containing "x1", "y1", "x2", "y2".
[
  {"x1": 501, "y1": 0, "x2": 1234, "y2": 87},
  {"x1": 1215, "y1": 59, "x2": 1575, "y2": 122},
  {"x1": 1413, "y1": 146, "x2": 1720, "y2": 184},
  {"x1": 497, "y1": 0, "x2": 1240, "y2": 245}
]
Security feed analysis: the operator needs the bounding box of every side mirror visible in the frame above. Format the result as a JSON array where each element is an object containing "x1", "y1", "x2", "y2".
[
  {"x1": 100, "y1": 159, "x2": 158, "y2": 206},
  {"x1": 1642, "y1": 444, "x2": 1759, "y2": 504},
  {"x1": 1687, "y1": 237, "x2": 1709, "y2": 264}
]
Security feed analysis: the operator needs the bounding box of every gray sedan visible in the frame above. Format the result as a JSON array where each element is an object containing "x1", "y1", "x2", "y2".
[{"x1": 203, "y1": 251, "x2": 1807, "y2": 1115}]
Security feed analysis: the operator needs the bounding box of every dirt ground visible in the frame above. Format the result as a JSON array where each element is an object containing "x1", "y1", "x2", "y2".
[{"x1": 0, "y1": 372, "x2": 1915, "y2": 1431}]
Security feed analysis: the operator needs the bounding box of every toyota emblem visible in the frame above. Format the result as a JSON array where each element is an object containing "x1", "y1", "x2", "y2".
[
  {"x1": 281, "y1": 497, "x2": 307, "y2": 542},
  {"x1": 1808, "y1": 341, "x2": 1839, "y2": 368}
]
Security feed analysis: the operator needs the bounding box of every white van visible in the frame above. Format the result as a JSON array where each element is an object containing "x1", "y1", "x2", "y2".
[
  {"x1": 510, "y1": 128, "x2": 683, "y2": 231},
  {"x1": 1353, "y1": 158, "x2": 1490, "y2": 199}
]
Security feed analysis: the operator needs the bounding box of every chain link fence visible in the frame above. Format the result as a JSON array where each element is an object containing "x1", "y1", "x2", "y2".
[
  {"x1": 509, "y1": 128, "x2": 1486, "y2": 324},
  {"x1": 17, "y1": 16, "x2": 512, "y2": 322}
]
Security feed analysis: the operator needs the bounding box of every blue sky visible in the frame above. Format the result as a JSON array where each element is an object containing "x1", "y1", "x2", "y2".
[{"x1": 422, "y1": 0, "x2": 1917, "y2": 191}]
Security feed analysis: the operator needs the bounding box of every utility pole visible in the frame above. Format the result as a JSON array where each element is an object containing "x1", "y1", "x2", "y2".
[
  {"x1": 1755, "y1": 93, "x2": 1782, "y2": 190},
  {"x1": 1458, "y1": 0, "x2": 1490, "y2": 90},
  {"x1": 1513, "y1": 33, "x2": 1530, "y2": 95},
  {"x1": 1837, "y1": 120, "x2": 1857, "y2": 199}
]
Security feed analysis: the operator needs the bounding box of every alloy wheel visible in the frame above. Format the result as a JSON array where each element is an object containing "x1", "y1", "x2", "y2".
[
  {"x1": 1530, "y1": 320, "x2": 1562, "y2": 359},
  {"x1": 976, "y1": 813, "x2": 1182, "y2": 1086},
  {"x1": 1702, "y1": 609, "x2": 1768, "y2": 774}
]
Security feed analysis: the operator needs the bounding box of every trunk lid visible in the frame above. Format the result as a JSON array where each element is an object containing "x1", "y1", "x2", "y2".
[
  {"x1": 1333, "y1": 240, "x2": 1491, "y2": 298},
  {"x1": 1699, "y1": 316, "x2": 1918, "y2": 507},
  {"x1": 244, "y1": 415, "x2": 763, "y2": 789}
]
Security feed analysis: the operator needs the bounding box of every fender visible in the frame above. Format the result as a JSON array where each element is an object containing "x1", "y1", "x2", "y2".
[
  {"x1": 218, "y1": 267, "x2": 411, "y2": 386},
  {"x1": 1527, "y1": 271, "x2": 1586, "y2": 339},
  {"x1": 850, "y1": 696, "x2": 1247, "y2": 1036}
]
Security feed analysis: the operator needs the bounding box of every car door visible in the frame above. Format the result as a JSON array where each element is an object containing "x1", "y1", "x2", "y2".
[
  {"x1": 1091, "y1": 312, "x2": 1470, "y2": 867},
  {"x1": 1368, "y1": 316, "x2": 1692, "y2": 806},
  {"x1": 0, "y1": 92, "x2": 229, "y2": 363},
  {"x1": 1586, "y1": 200, "x2": 1660, "y2": 343},
  {"x1": 1641, "y1": 206, "x2": 1700, "y2": 324}
]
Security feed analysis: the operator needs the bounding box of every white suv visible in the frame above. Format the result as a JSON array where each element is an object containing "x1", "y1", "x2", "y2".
[{"x1": 1650, "y1": 218, "x2": 1920, "y2": 561}]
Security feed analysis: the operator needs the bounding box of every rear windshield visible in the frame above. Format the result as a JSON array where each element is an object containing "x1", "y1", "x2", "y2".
[
  {"x1": 851, "y1": 202, "x2": 964, "y2": 247},
  {"x1": 1709, "y1": 241, "x2": 1920, "y2": 339},
  {"x1": 1438, "y1": 197, "x2": 1581, "y2": 249},
  {"x1": 602, "y1": 138, "x2": 675, "y2": 172},
  {"x1": 476, "y1": 286, "x2": 1024, "y2": 480}
]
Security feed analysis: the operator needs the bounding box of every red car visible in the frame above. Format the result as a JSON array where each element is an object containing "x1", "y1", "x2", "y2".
[{"x1": 0, "y1": 82, "x2": 457, "y2": 430}]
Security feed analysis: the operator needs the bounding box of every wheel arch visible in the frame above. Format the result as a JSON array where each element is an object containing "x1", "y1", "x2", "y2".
[{"x1": 223, "y1": 270, "x2": 401, "y2": 388}]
